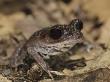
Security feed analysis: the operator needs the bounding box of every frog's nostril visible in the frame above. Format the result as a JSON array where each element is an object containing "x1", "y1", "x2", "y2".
[
  {"x1": 74, "y1": 19, "x2": 83, "y2": 31},
  {"x1": 70, "y1": 19, "x2": 83, "y2": 31}
]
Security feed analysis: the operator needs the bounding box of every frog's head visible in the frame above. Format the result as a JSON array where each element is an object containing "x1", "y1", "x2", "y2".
[
  {"x1": 49, "y1": 19, "x2": 83, "y2": 43},
  {"x1": 35, "y1": 19, "x2": 84, "y2": 55}
]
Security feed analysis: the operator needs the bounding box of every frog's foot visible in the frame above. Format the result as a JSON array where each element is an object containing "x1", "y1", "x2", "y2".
[
  {"x1": 64, "y1": 59, "x2": 86, "y2": 70},
  {"x1": 50, "y1": 71, "x2": 65, "y2": 76}
]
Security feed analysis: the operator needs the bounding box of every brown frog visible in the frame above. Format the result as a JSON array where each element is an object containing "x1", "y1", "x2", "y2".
[{"x1": 10, "y1": 19, "x2": 84, "y2": 79}]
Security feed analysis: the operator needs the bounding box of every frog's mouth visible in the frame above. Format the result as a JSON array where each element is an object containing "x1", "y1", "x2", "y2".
[{"x1": 45, "y1": 37, "x2": 84, "y2": 55}]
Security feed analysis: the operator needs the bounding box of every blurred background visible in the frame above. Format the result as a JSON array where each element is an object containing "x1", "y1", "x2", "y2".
[
  {"x1": 0, "y1": 0, "x2": 110, "y2": 81},
  {"x1": 0, "y1": 0, "x2": 109, "y2": 42}
]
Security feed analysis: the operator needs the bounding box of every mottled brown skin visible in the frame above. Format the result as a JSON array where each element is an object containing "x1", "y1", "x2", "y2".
[{"x1": 10, "y1": 19, "x2": 84, "y2": 79}]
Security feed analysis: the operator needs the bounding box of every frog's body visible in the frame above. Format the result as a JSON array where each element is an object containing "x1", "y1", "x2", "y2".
[{"x1": 10, "y1": 19, "x2": 84, "y2": 79}]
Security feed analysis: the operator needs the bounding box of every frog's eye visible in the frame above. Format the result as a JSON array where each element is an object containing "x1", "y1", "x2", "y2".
[
  {"x1": 70, "y1": 19, "x2": 83, "y2": 31},
  {"x1": 49, "y1": 28, "x2": 63, "y2": 39}
]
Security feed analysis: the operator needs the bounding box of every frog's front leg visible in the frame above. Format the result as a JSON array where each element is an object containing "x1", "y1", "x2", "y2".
[{"x1": 27, "y1": 47, "x2": 54, "y2": 80}]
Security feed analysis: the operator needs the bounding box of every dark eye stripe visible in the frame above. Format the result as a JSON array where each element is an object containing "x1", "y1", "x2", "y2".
[{"x1": 49, "y1": 28, "x2": 63, "y2": 40}]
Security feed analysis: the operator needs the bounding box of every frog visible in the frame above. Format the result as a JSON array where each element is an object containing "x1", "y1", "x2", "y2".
[{"x1": 10, "y1": 19, "x2": 84, "y2": 79}]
